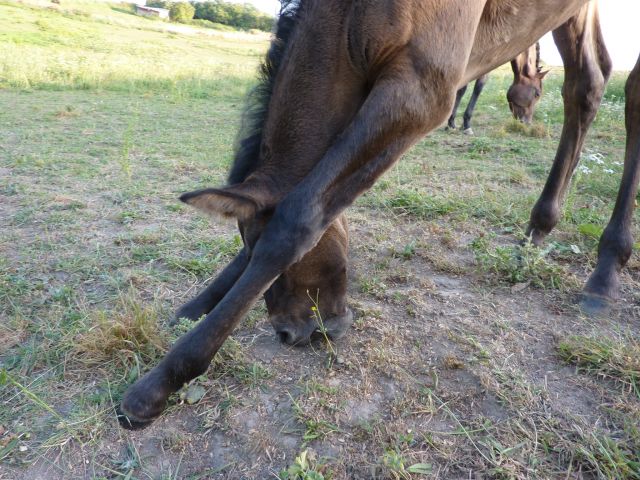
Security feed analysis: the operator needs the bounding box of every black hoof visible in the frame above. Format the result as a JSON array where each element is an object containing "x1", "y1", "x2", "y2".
[
  {"x1": 579, "y1": 293, "x2": 612, "y2": 317},
  {"x1": 116, "y1": 405, "x2": 156, "y2": 430},
  {"x1": 118, "y1": 369, "x2": 172, "y2": 430}
]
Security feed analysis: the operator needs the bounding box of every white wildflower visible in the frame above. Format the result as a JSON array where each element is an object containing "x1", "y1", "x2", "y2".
[{"x1": 584, "y1": 150, "x2": 605, "y2": 164}]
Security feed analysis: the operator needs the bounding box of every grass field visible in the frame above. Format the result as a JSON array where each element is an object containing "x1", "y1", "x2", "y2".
[{"x1": 1, "y1": 1, "x2": 639, "y2": 479}]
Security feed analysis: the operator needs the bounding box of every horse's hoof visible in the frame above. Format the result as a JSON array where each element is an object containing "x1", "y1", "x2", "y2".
[
  {"x1": 116, "y1": 405, "x2": 155, "y2": 431},
  {"x1": 463, "y1": 127, "x2": 474, "y2": 135},
  {"x1": 579, "y1": 293, "x2": 612, "y2": 317},
  {"x1": 118, "y1": 371, "x2": 172, "y2": 429}
]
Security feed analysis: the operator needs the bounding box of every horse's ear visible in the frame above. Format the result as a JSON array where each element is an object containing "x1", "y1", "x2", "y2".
[
  {"x1": 537, "y1": 69, "x2": 550, "y2": 80},
  {"x1": 180, "y1": 184, "x2": 265, "y2": 221}
]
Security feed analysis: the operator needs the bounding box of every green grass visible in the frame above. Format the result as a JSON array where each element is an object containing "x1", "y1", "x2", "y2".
[
  {"x1": 558, "y1": 335, "x2": 640, "y2": 398},
  {"x1": 0, "y1": 0, "x2": 266, "y2": 96},
  {"x1": 470, "y1": 233, "x2": 580, "y2": 290}
]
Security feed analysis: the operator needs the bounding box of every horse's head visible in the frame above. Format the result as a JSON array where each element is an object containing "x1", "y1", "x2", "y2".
[
  {"x1": 507, "y1": 42, "x2": 549, "y2": 124},
  {"x1": 506, "y1": 69, "x2": 548, "y2": 124},
  {"x1": 180, "y1": 184, "x2": 352, "y2": 346}
]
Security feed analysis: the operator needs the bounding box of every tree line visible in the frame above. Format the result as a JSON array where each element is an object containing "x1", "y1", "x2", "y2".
[{"x1": 146, "y1": 1, "x2": 275, "y2": 31}]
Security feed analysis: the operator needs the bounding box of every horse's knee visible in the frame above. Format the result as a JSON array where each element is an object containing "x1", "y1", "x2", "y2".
[
  {"x1": 252, "y1": 211, "x2": 320, "y2": 271},
  {"x1": 563, "y1": 55, "x2": 609, "y2": 122}
]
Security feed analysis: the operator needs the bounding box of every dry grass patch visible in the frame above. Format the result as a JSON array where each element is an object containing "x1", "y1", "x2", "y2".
[
  {"x1": 72, "y1": 292, "x2": 167, "y2": 370},
  {"x1": 502, "y1": 119, "x2": 549, "y2": 138}
]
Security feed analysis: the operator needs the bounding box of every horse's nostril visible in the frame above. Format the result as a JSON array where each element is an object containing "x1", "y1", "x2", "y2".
[{"x1": 276, "y1": 330, "x2": 292, "y2": 344}]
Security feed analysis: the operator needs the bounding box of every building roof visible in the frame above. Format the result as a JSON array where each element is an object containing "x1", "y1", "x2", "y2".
[{"x1": 136, "y1": 5, "x2": 169, "y2": 14}]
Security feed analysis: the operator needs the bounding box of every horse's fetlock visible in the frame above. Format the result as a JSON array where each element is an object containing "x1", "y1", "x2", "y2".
[{"x1": 598, "y1": 226, "x2": 633, "y2": 268}]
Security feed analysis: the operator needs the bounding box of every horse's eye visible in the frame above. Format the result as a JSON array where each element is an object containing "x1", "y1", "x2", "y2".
[{"x1": 534, "y1": 90, "x2": 541, "y2": 98}]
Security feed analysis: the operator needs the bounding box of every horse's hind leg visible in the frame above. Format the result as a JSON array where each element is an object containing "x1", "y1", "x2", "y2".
[
  {"x1": 526, "y1": 3, "x2": 611, "y2": 245},
  {"x1": 447, "y1": 83, "x2": 468, "y2": 130},
  {"x1": 462, "y1": 74, "x2": 488, "y2": 134},
  {"x1": 173, "y1": 248, "x2": 249, "y2": 323},
  {"x1": 582, "y1": 54, "x2": 640, "y2": 312}
]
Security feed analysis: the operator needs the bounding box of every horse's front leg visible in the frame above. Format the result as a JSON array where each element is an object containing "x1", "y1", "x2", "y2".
[
  {"x1": 172, "y1": 247, "x2": 249, "y2": 323},
  {"x1": 582, "y1": 54, "x2": 640, "y2": 312},
  {"x1": 117, "y1": 58, "x2": 458, "y2": 429},
  {"x1": 526, "y1": 3, "x2": 611, "y2": 245}
]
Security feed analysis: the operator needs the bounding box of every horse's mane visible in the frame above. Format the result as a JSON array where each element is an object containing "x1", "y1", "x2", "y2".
[
  {"x1": 227, "y1": 0, "x2": 305, "y2": 185},
  {"x1": 535, "y1": 41, "x2": 541, "y2": 72}
]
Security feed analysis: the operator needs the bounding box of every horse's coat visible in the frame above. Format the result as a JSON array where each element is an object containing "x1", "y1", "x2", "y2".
[{"x1": 118, "y1": 0, "x2": 639, "y2": 429}]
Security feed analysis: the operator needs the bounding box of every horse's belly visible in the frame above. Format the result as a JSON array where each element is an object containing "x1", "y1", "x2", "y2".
[{"x1": 465, "y1": 0, "x2": 590, "y2": 83}]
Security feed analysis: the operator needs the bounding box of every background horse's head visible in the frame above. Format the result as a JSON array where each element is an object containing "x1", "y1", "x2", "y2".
[{"x1": 507, "y1": 42, "x2": 549, "y2": 124}]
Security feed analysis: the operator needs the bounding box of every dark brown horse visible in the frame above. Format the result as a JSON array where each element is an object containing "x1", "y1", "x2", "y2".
[
  {"x1": 119, "y1": 0, "x2": 637, "y2": 429},
  {"x1": 447, "y1": 42, "x2": 548, "y2": 134}
]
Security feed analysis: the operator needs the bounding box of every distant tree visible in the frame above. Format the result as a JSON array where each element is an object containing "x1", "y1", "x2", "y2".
[
  {"x1": 146, "y1": 0, "x2": 172, "y2": 8},
  {"x1": 170, "y1": 2, "x2": 195, "y2": 23},
  {"x1": 190, "y1": 1, "x2": 274, "y2": 31}
]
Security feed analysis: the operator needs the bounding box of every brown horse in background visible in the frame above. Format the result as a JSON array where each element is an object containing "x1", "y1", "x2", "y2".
[
  {"x1": 119, "y1": 0, "x2": 639, "y2": 429},
  {"x1": 447, "y1": 42, "x2": 548, "y2": 134}
]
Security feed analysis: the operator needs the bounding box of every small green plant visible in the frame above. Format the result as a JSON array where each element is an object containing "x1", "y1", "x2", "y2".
[
  {"x1": 380, "y1": 449, "x2": 432, "y2": 479},
  {"x1": 468, "y1": 137, "x2": 493, "y2": 157},
  {"x1": 395, "y1": 240, "x2": 416, "y2": 259},
  {"x1": 229, "y1": 361, "x2": 272, "y2": 389},
  {"x1": 289, "y1": 394, "x2": 340, "y2": 443},
  {"x1": 280, "y1": 450, "x2": 328, "y2": 480},
  {"x1": 358, "y1": 275, "x2": 387, "y2": 298},
  {"x1": 307, "y1": 290, "x2": 336, "y2": 362},
  {"x1": 471, "y1": 234, "x2": 575, "y2": 290}
]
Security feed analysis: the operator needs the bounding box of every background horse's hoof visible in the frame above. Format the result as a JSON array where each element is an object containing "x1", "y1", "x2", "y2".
[
  {"x1": 579, "y1": 293, "x2": 612, "y2": 317},
  {"x1": 116, "y1": 406, "x2": 155, "y2": 430},
  {"x1": 463, "y1": 127, "x2": 474, "y2": 135}
]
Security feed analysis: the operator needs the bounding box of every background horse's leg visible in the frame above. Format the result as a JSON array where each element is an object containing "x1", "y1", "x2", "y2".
[
  {"x1": 462, "y1": 74, "x2": 488, "y2": 134},
  {"x1": 582, "y1": 54, "x2": 640, "y2": 312},
  {"x1": 526, "y1": 3, "x2": 611, "y2": 245},
  {"x1": 447, "y1": 83, "x2": 468, "y2": 130},
  {"x1": 173, "y1": 248, "x2": 249, "y2": 323},
  {"x1": 118, "y1": 58, "x2": 460, "y2": 429}
]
